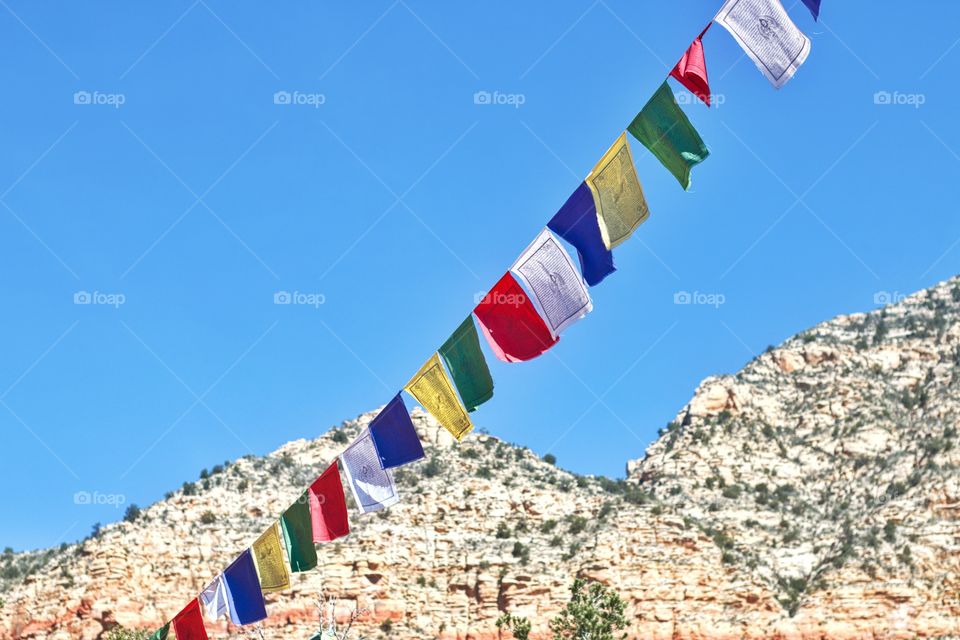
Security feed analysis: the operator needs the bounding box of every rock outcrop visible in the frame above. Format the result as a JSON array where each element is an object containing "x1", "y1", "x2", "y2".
[{"x1": 4, "y1": 277, "x2": 960, "y2": 639}]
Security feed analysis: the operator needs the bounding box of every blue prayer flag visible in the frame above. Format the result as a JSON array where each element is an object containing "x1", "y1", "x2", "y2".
[
  {"x1": 369, "y1": 394, "x2": 425, "y2": 469},
  {"x1": 223, "y1": 549, "x2": 267, "y2": 625},
  {"x1": 547, "y1": 182, "x2": 615, "y2": 286},
  {"x1": 802, "y1": 0, "x2": 820, "y2": 19}
]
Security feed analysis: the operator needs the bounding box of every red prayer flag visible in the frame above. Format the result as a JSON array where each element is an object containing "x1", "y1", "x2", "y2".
[
  {"x1": 473, "y1": 272, "x2": 558, "y2": 363},
  {"x1": 308, "y1": 462, "x2": 350, "y2": 543},
  {"x1": 670, "y1": 24, "x2": 712, "y2": 106},
  {"x1": 173, "y1": 599, "x2": 208, "y2": 640}
]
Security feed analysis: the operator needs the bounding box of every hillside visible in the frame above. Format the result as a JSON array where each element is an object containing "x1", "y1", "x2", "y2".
[{"x1": 3, "y1": 277, "x2": 960, "y2": 639}]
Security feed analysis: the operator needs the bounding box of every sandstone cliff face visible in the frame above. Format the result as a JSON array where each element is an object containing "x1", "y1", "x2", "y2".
[{"x1": 3, "y1": 277, "x2": 960, "y2": 639}]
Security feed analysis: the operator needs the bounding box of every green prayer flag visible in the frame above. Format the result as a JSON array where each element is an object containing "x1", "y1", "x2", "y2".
[
  {"x1": 280, "y1": 493, "x2": 318, "y2": 572},
  {"x1": 149, "y1": 623, "x2": 170, "y2": 640},
  {"x1": 440, "y1": 316, "x2": 494, "y2": 412},
  {"x1": 627, "y1": 81, "x2": 709, "y2": 190}
]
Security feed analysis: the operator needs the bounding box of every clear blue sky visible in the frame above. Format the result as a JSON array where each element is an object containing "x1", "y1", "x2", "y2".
[{"x1": 1, "y1": 1, "x2": 957, "y2": 551}]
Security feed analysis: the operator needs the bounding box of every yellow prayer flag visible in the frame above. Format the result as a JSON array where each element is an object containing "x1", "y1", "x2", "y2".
[
  {"x1": 252, "y1": 522, "x2": 291, "y2": 593},
  {"x1": 405, "y1": 353, "x2": 473, "y2": 441},
  {"x1": 585, "y1": 133, "x2": 650, "y2": 250}
]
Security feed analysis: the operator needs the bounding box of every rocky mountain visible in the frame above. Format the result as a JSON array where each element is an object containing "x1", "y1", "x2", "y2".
[{"x1": 3, "y1": 277, "x2": 960, "y2": 639}]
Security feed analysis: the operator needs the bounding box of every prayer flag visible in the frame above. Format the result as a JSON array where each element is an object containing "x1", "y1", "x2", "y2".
[
  {"x1": 473, "y1": 272, "x2": 558, "y2": 363},
  {"x1": 308, "y1": 462, "x2": 350, "y2": 542},
  {"x1": 510, "y1": 229, "x2": 592, "y2": 338},
  {"x1": 585, "y1": 133, "x2": 650, "y2": 249},
  {"x1": 405, "y1": 353, "x2": 474, "y2": 441},
  {"x1": 627, "y1": 82, "x2": 710, "y2": 190},
  {"x1": 199, "y1": 575, "x2": 229, "y2": 621},
  {"x1": 223, "y1": 550, "x2": 267, "y2": 626},
  {"x1": 280, "y1": 493, "x2": 318, "y2": 572},
  {"x1": 547, "y1": 182, "x2": 615, "y2": 286},
  {"x1": 252, "y1": 523, "x2": 291, "y2": 592},
  {"x1": 369, "y1": 394, "x2": 426, "y2": 467},
  {"x1": 802, "y1": 0, "x2": 820, "y2": 20},
  {"x1": 172, "y1": 599, "x2": 208, "y2": 640},
  {"x1": 671, "y1": 24, "x2": 712, "y2": 106},
  {"x1": 341, "y1": 428, "x2": 400, "y2": 513},
  {"x1": 438, "y1": 317, "x2": 494, "y2": 412},
  {"x1": 715, "y1": 0, "x2": 811, "y2": 89},
  {"x1": 148, "y1": 623, "x2": 170, "y2": 640}
]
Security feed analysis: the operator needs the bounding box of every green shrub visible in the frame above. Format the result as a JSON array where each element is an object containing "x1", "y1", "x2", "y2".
[
  {"x1": 567, "y1": 516, "x2": 588, "y2": 535},
  {"x1": 123, "y1": 505, "x2": 141, "y2": 523}
]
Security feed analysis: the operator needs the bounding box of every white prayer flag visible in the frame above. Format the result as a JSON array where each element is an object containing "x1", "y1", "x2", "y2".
[
  {"x1": 200, "y1": 574, "x2": 230, "y2": 620},
  {"x1": 715, "y1": 0, "x2": 810, "y2": 89},
  {"x1": 510, "y1": 229, "x2": 592, "y2": 338},
  {"x1": 341, "y1": 428, "x2": 400, "y2": 513}
]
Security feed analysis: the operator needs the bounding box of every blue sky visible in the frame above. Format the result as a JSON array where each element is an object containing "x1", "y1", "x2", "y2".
[{"x1": 1, "y1": 1, "x2": 957, "y2": 551}]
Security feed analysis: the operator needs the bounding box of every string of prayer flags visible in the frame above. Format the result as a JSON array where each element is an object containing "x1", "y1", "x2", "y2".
[
  {"x1": 546, "y1": 183, "x2": 615, "y2": 286},
  {"x1": 438, "y1": 316, "x2": 494, "y2": 412},
  {"x1": 252, "y1": 523, "x2": 291, "y2": 592},
  {"x1": 802, "y1": 0, "x2": 820, "y2": 20},
  {"x1": 473, "y1": 272, "x2": 558, "y2": 363},
  {"x1": 308, "y1": 462, "x2": 350, "y2": 542},
  {"x1": 405, "y1": 353, "x2": 474, "y2": 440},
  {"x1": 369, "y1": 394, "x2": 426, "y2": 467},
  {"x1": 585, "y1": 133, "x2": 650, "y2": 249},
  {"x1": 671, "y1": 24, "x2": 712, "y2": 106},
  {"x1": 341, "y1": 428, "x2": 400, "y2": 513},
  {"x1": 172, "y1": 599, "x2": 208, "y2": 640},
  {"x1": 200, "y1": 575, "x2": 229, "y2": 620},
  {"x1": 510, "y1": 229, "x2": 592, "y2": 338},
  {"x1": 715, "y1": 0, "x2": 811, "y2": 89},
  {"x1": 627, "y1": 82, "x2": 710, "y2": 190},
  {"x1": 148, "y1": 623, "x2": 170, "y2": 640},
  {"x1": 223, "y1": 550, "x2": 267, "y2": 626},
  {"x1": 280, "y1": 493, "x2": 318, "y2": 572}
]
